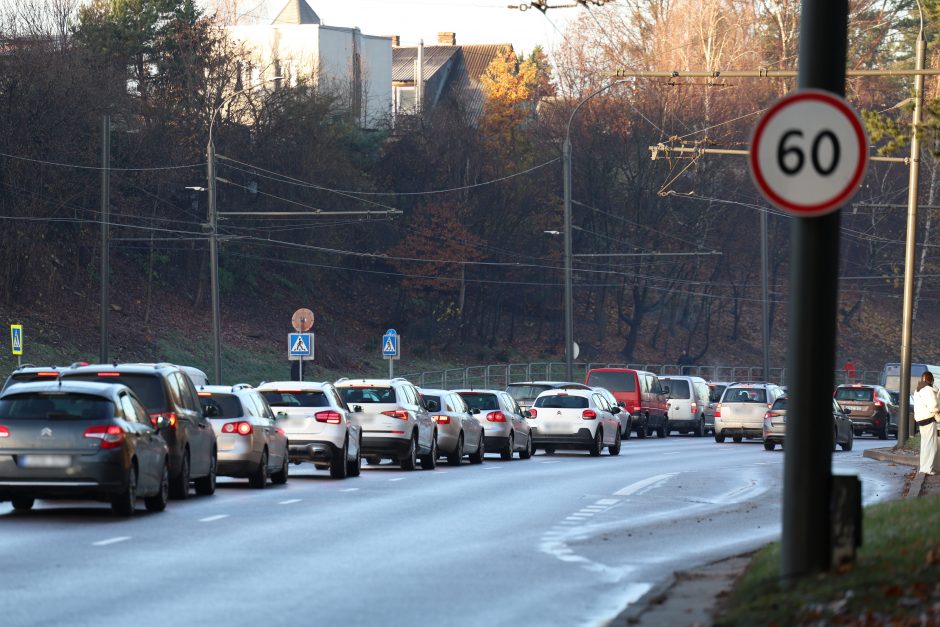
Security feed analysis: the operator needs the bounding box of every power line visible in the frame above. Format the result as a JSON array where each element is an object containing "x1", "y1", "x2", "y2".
[{"x1": 0, "y1": 150, "x2": 205, "y2": 171}]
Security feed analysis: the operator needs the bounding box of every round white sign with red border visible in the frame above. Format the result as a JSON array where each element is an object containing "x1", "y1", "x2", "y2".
[{"x1": 750, "y1": 89, "x2": 868, "y2": 216}]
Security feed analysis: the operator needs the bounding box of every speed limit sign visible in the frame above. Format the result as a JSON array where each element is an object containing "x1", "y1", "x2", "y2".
[{"x1": 750, "y1": 90, "x2": 868, "y2": 216}]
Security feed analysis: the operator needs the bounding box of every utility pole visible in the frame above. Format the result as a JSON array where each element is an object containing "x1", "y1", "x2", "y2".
[
  {"x1": 562, "y1": 135, "x2": 574, "y2": 381},
  {"x1": 207, "y1": 138, "x2": 221, "y2": 385},
  {"x1": 100, "y1": 115, "x2": 110, "y2": 364},
  {"x1": 760, "y1": 207, "x2": 770, "y2": 381},
  {"x1": 898, "y1": 29, "x2": 926, "y2": 447}
]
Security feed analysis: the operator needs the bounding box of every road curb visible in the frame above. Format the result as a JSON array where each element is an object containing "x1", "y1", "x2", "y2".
[
  {"x1": 862, "y1": 446, "x2": 917, "y2": 467},
  {"x1": 612, "y1": 573, "x2": 677, "y2": 624},
  {"x1": 908, "y1": 472, "x2": 926, "y2": 499}
]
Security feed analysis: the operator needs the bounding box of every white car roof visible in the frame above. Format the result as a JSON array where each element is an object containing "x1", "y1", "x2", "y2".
[
  {"x1": 256, "y1": 380, "x2": 329, "y2": 391},
  {"x1": 334, "y1": 379, "x2": 402, "y2": 387},
  {"x1": 534, "y1": 388, "x2": 593, "y2": 399}
]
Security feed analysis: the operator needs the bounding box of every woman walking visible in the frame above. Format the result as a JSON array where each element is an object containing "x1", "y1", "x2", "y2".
[{"x1": 913, "y1": 372, "x2": 940, "y2": 475}]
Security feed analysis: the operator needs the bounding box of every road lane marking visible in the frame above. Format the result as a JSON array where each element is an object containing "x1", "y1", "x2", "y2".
[
  {"x1": 92, "y1": 536, "x2": 130, "y2": 547},
  {"x1": 199, "y1": 514, "x2": 229, "y2": 523},
  {"x1": 539, "y1": 461, "x2": 560, "y2": 464},
  {"x1": 614, "y1": 473, "x2": 678, "y2": 496},
  {"x1": 388, "y1": 478, "x2": 405, "y2": 482},
  {"x1": 340, "y1": 488, "x2": 359, "y2": 492},
  {"x1": 595, "y1": 498, "x2": 619, "y2": 506},
  {"x1": 485, "y1": 466, "x2": 501, "y2": 470},
  {"x1": 278, "y1": 499, "x2": 301, "y2": 504}
]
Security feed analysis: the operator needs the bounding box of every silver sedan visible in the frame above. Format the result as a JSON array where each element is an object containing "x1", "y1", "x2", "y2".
[
  {"x1": 455, "y1": 389, "x2": 533, "y2": 460},
  {"x1": 418, "y1": 388, "x2": 485, "y2": 465}
]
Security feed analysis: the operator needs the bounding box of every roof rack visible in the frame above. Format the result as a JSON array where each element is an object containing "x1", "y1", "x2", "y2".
[
  {"x1": 231, "y1": 383, "x2": 253, "y2": 391},
  {"x1": 335, "y1": 377, "x2": 349, "y2": 383}
]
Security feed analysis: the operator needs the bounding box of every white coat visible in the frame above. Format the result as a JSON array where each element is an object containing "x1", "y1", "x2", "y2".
[{"x1": 913, "y1": 384, "x2": 939, "y2": 425}]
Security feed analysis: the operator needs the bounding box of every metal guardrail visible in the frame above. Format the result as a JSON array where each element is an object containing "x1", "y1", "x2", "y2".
[{"x1": 402, "y1": 363, "x2": 882, "y2": 391}]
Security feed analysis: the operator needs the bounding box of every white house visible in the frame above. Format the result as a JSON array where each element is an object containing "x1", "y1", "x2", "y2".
[{"x1": 228, "y1": 0, "x2": 392, "y2": 129}]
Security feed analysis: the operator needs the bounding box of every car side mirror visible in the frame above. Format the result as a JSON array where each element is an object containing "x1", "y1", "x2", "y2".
[
  {"x1": 202, "y1": 405, "x2": 219, "y2": 418},
  {"x1": 523, "y1": 410, "x2": 532, "y2": 418},
  {"x1": 352, "y1": 405, "x2": 363, "y2": 413},
  {"x1": 618, "y1": 401, "x2": 626, "y2": 408},
  {"x1": 471, "y1": 408, "x2": 480, "y2": 415},
  {"x1": 611, "y1": 406, "x2": 621, "y2": 414},
  {"x1": 275, "y1": 411, "x2": 289, "y2": 422},
  {"x1": 842, "y1": 408, "x2": 851, "y2": 415},
  {"x1": 153, "y1": 415, "x2": 171, "y2": 431}
]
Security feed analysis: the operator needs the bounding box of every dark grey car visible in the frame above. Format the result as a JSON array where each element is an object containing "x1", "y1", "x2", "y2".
[
  {"x1": 0, "y1": 381, "x2": 170, "y2": 516},
  {"x1": 61, "y1": 363, "x2": 217, "y2": 500}
]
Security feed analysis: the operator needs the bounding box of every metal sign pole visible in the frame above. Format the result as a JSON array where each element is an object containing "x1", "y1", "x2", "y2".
[
  {"x1": 389, "y1": 357, "x2": 393, "y2": 379},
  {"x1": 781, "y1": 0, "x2": 847, "y2": 583}
]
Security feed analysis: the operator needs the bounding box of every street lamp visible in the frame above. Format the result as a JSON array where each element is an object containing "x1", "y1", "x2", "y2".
[
  {"x1": 206, "y1": 77, "x2": 281, "y2": 384},
  {"x1": 562, "y1": 80, "x2": 628, "y2": 380}
]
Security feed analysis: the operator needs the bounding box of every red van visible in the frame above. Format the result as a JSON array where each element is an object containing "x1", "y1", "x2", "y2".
[{"x1": 584, "y1": 368, "x2": 669, "y2": 438}]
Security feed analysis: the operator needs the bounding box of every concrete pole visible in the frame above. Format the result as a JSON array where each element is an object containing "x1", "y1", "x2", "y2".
[
  {"x1": 898, "y1": 33, "x2": 926, "y2": 447},
  {"x1": 207, "y1": 139, "x2": 222, "y2": 385},
  {"x1": 563, "y1": 136, "x2": 574, "y2": 381},
  {"x1": 761, "y1": 207, "x2": 770, "y2": 381},
  {"x1": 100, "y1": 115, "x2": 110, "y2": 364}
]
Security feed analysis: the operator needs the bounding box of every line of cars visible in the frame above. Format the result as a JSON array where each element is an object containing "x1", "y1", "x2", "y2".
[{"x1": 0, "y1": 363, "x2": 900, "y2": 517}]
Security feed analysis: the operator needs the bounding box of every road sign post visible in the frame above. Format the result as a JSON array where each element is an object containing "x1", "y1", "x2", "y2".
[
  {"x1": 290, "y1": 309, "x2": 315, "y2": 381},
  {"x1": 10, "y1": 324, "x2": 23, "y2": 367},
  {"x1": 751, "y1": 0, "x2": 852, "y2": 585},
  {"x1": 382, "y1": 329, "x2": 400, "y2": 378}
]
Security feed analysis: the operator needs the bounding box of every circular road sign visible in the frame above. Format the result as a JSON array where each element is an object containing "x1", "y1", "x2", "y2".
[
  {"x1": 750, "y1": 89, "x2": 868, "y2": 216},
  {"x1": 291, "y1": 308, "x2": 315, "y2": 332}
]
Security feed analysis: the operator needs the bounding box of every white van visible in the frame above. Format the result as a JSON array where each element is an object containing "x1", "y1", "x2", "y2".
[{"x1": 660, "y1": 376, "x2": 710, "y2": 437}]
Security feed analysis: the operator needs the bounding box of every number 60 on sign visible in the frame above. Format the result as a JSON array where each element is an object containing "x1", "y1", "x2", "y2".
[{"x1": 750, "y1": 90, "x2": 868, "y2": 217}]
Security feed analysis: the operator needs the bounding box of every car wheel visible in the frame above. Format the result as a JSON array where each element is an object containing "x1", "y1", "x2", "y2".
[
  {"x1": 194, "y1": 449, "x2": 217, "y2": 496},
  {"x1": 420, "y1": 432, "x2": 438, "y2": 470},
  {"x1": 250, "y1": 449, "x2": 270, "y2": 488},
  {"x1": 622, "y1": 420, "x2": 631, "y2": 440},
  {"x1": 658, "y1": 420, "x2": 668, "y2": 438},
  {"x1": 841, "y1": 429, "x2": 854, "y2": 451},
  {"x1": 732, "y1": 435, "x2": 743, "y2": 443},
  {"x1": 589, "y1": 428, "x2": 603, "y2": 457},
  {"x1": 144, "y1": 462, "x2": 169, "y2": 512},
  {"x1": 169, "y1": 450, "x2": 191, "y2": 500},
  {"x1": 331, "y1": 438, "x2": 349, "y2": 479},
  {"x1": 695, "y1": 418, "x2": 705, "y2": 437},
  {"x1": 714, "y1": 431, "x2": 726, "y2": 443},
  {"x1": 608, "y1": 428, "x2": 622, "y2": 456},
  {"x1": 112, "y1": 465, "x2": 137, "y2": 517},
  {"x1": 544, "y1": 445, "x2": 556, "y2": 455},
  {"x1": 271, "y1": 452, "x2": 290, "y2": 485},
  {"x1": 347, "y1": 439, "x2": 362, "y2": 477},
  {"x1": 500, "y1": 433, "x2": 514, "y2": 461},
  {"x1": 878, "y1": 426, "x2": 888, "y2": 440},
  {"x1": 400, "y1": 435, "x2": 418, "y2": 471},
  {"x1": 763, "y1": 440, "x2": 775, "y2": 451},
  {"x1": 11, "y1": 497, "x2": 34, "y2": 511},
  {"x1": 519, "y1": 434, "x2": 534, "y2": 460},
  {"x1": 447, "y1": 434, "x2": 464, "y2": 466},
  {"x1": 636, "y1": 419, "x2": 648, "y2": 439},
  {"x1": 469, "y1": 434, "x2": 485, "y2": 464}
]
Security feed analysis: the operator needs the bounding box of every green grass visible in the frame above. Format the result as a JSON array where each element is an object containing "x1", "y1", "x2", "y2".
[{"x1": 717, "y1": 495, "x2": 940, "y2": 625}]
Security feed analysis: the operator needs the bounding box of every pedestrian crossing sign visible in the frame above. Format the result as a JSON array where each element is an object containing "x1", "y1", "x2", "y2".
[
  {"x1": 382, "y1": 329, "x2": 400, "y2": 359},
  {"x1": 288, "y1": 332, "x2": 313, "y2": 360},
  {"x1": 10, "y1": 324, "x2": 22, "y2": 356}
]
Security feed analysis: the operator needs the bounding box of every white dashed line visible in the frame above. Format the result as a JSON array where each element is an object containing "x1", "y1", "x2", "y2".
[
  {"x1": 92, "y1": 536, "x2": 131, "y2": 547},
  {"x1": 389, "y1": 478, "x2": 405, "y2": 482},
  {"x1": 614, "y1": 473, "x2": 678, "y2": 497},
  {"x1": 279, "y1": 499, "x2": 301, "y2": 505},
  {"x1": 595, "y1": 498, "x2": 619, "y2": 506},
  {"x1": 339, "y1": 488, "x2": 359, "y2": 492},
  {"x1": 199, "y1": 514, "x2": 229, "y2": 523},
  {"x1": 485, "y1": 466, "x2": 501, "y2": 470},
  {"x1": 539, "y1": 461, "x2": 560, "y2": 464}
]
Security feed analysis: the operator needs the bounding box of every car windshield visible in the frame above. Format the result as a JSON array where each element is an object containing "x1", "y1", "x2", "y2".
[
  {"x1": 459, "y1": 392, "x2": 499, "y2": 411},
  {"x1": 199, "y1": 393, "x2": 243, "y2": 418},
  {"x1": 724, "y1": 388, "x2": 767, "y2": 403},
  {"x1": 0, "y1": 393, "x2": 115, "y2": 420},
  {"x1": 771, "y1": 397, "x2": 787, "y2": 411},
  {"x1": 534, "y1": 394, "x2": 589, "y2": 409},
  {"x1": 835, "y1": 387, "x2": 874, "y2": 402},
  {"x1": 261, "y1": 390, "x2": 330, "y2": 407},
  {"x1": 62, "y1": 373, "x2": 166, "y2": 412},
  {"x1": 708, "y1": 384, "x2": 726, "y2": 402},
  {"x1": 585, "y1": 372, "x2": 636, "y2": 392},
  {"x1": 338, "y1": 387, "x2": 396, "y2": 404},
  {"x1": 662, "y1": 379, "x2": 691, "y2": 399},
  {"x1": 505, "y1": 384, "x2": 551, "y2": 401}
]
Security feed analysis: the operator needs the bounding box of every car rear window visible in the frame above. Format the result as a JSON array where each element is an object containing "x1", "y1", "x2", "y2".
[
  {"x1": 198, "y1": 393, "x2": 244, "y2": 418},
  {"x1": 62, "y1": 373, "x2": 167, "y2": 412},
  {"x1": 506, "y1": 384, "x2": 551, "y2": 401},
  {"x1": 534, "y1": 394, "x2": 589, "y2": 409},
  {"x1": 662, "y1": 379, "x2": 691, "y2": 399},
  {"x1": 724, "y1": 388, "x2": 768, "y2": 403},
  {"x1": 585, "y1": 372, "x2": 636, "y2": 393},
  {"x1": 459, "y1": 392, "x2": 500, "y2": 411},
  {"x1": 835, "y1": 387, "x2": 874, "y2": 402},
  {"x1": 0, "y1": 393, "x2": 115, "y2": 420},
  {"x1": 5, "y1": 372, "x2": 61, "y2": 388},
  {"x1": 338, "y1": 387, "x2": 396, "y2": 404},
  {"x1": 261, "y1": 390, "x2": 330, "y2": 407},
  {"x1": 771, "y1": 397, "x2": 787, "y2": 411},
  {"x1": 708, "y1": 384, "x2": 726, "y2": 402}
]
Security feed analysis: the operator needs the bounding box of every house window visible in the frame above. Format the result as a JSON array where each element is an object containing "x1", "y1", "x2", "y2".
[{"x1": 396, "y1": 86, "x2": 416, "y2": 114}]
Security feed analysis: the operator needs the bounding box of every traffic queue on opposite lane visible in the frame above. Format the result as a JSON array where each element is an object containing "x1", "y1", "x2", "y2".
[{"x1": 0, "y1": 362, "x2": 890, "y2": 516}]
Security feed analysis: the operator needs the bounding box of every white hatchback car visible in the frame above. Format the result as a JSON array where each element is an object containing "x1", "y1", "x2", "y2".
[
  {"x1": 256, "y1": 381, "x2": 362, "y2": 479},
  {"x1": 528, "y1": 389, "x2": 622, "y2": 456}
]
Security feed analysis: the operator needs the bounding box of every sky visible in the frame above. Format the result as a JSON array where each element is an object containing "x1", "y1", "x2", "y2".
[{"x1": 231, "y1": 0, "x2": 582, "y2": 56}]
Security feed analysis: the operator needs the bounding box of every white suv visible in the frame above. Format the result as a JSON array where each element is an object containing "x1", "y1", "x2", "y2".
[
  {"x1": 335, "y1": 378, "x2": 437, "y2": 470},
  {"x1": 528, "y1": 389, "x2": 622, "y2": 456},
  {"x1": 256, "y1": 381, "x2": 362, "y2": 479},
  {"x1": 714, "y1": 382, "x2": 785, "y2": 443}
]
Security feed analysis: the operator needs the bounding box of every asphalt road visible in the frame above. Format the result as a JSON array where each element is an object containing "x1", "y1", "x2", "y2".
[{"x1": 0, "y1": 436, "x2": 906, "y2": 627}]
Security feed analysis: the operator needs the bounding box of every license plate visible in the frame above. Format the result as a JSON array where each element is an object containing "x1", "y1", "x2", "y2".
[
  {"x1": 18, "y1": 455, "x2": 71, "y2": 468},
  {"x1": 847, "y1": 406, "x2": 865, "y2": 411}
]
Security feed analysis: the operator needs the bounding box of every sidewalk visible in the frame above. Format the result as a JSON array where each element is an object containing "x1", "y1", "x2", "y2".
[{"x1": 609, "y1": 446, "x2": 935, "y2": 627}]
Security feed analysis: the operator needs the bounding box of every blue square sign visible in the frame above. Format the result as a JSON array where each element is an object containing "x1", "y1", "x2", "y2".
[{"x1": 288, "y1": 333, "x2": 313, "y2": 360}]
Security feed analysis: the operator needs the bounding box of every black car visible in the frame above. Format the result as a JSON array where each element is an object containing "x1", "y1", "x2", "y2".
[
  {"x1": 61, "y1": 363, "x2": 217, "y2": 499},
  {"x1": 3, "y1": 365, "x2": 66, "y2": 391},
  {"x1": 0, "y1": 380, "x2": 170, "y2": 516}
]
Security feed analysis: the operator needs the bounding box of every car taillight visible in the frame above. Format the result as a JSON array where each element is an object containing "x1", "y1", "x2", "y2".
[
  {"x1": 582, "y1": 409, "x2": 597, "y2": 420},
  {"x1": 0, "y1": 425, "x2": 9, "y2": 438},
  {"x1": 486, "y1": 411, "x2": 506, "y2": 422},
  {"x1": 715, "y1": 404, "x2": 722, "y2": 418},
  {"x1": 222, "y1": 421, "x2": 253, "y2": 435},
  {"x1": 874, "y1": 399, "x2": 883, "y2": 407},
  {"x1": 382, "y1": 410, "x2": 409, "y2": 420},
  {"x1": 631, "y1": 405, "x2": 640, "y2": 413},
  {"x1": 83, "y1": 424, "x2": 125, "y2": 449},
  {"x1": 528, "y1": 409, "x2": 537, "y2": 418},
  {"x1": 433, "y1": 415, "x2": 451, "y2": 424},
  {"x1": 148, "y1": 412, "x2": 177, "y2": 428},
  {"x1": 691, "y1": 402, "x2": 697, "y2": 414},
  {"x1": 37, "y1": 372, "x2": 59, "y2": 377},
  {"x1": 315, "y1": 411, "x2": 342, "y2": 424},
  {"x1": 97, "y1": 372, "x2": 121, "y2": 377}
]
